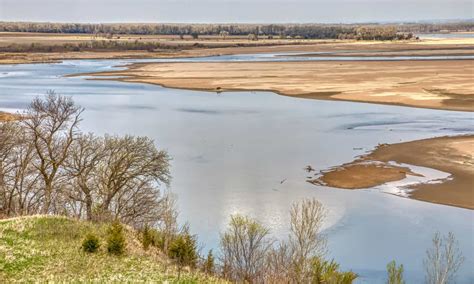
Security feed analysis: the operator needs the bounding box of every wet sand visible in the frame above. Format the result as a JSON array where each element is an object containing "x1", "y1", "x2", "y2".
[
  {"x1": 310, "y1": 135, "x2": 474, "y2": 209},
  {"x1": 82, "y1": 60, "x2": 474, "y2": 112}
]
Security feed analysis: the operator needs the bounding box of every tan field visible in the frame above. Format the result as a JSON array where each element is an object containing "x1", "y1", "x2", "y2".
[
  {"x1": 0, "y1": 112, "x2": 18, "y2": 121},
  {"x1": 309, "y1": 135, "x2": 474, "y2": 209},
  {"x1": 81, "y1": 60, "x2": 474, "y2": 112}
]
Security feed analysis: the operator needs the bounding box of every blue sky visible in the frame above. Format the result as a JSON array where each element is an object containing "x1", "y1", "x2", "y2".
[{"x1": 0, "y1": 0, "x2": 472, "y2": 23}]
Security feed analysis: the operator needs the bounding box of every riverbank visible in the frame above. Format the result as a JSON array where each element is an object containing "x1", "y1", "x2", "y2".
[
  {"x1": 1, "y1": 33, "x2": 472, "y2": 64},
  {"x1": 80, "y1": 59, "x2": 474, "y2": 112},
  {"x1": 309, "y1": 135, "x2": 474, "y2": 209}
]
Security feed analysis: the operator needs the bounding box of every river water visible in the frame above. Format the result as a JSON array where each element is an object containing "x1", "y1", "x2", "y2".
[{"x1": 0, "y1": 55, "x2": 472, "y2": 283}]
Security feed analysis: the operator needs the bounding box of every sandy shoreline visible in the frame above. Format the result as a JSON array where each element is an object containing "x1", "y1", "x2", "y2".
[
  {"x1": 79, "y1": 59, "x2": 474, "y2": 112},
  {"x1": 309, "y1": 135, "x2": 474, "y2": 209}
]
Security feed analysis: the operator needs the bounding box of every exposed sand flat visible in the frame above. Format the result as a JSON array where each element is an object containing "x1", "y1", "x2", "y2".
[
  {"x1": 310, "y1": 135, "x2": 474, "y2": 209},
  {"x1": 84, "y1": 60, "x2": 474, "y2": 112}
]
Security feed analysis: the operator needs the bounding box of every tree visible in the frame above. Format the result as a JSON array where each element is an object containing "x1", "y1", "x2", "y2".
[
  {"x1": 1, "y1": 94, "x2": 173, "y2": 227},
  {"x1": 22, "y1": 92, "x2": 83, "y2": 213},
  {"x1": 0, "y1": 121, "x2": 40, "y2": 216},
  {"x1": 220, "y1": 215, "x2": 273, "y2": 283},
  {"x1": 66, "y1": 133, "x2": 104, "y2": 220},
  {"x1": 288, "y1": 198, "x2": 327, "y2": 282},
  {"x1": 424, "y1": 232, "x2": 464, "y2": 284},
  {"x1": 141, "y1": 224, "x2": 153, "y2": 251},
  {"x1": 168, "y1": 226, "x2": 198, "y2": 279},
  {"x1": 107, "y1": 220, "x2": 126, "y2": 255},
  {"x1": 203, "y1": 249, "x2": 215, "y2": 275},
  {"x1": 264, "y1": 242, "x2": 293, "y2": 283},
  {"x1": 387, "y1": 260, "x2": 405, "y2": 284},
  {"x1": 95, "y1": 135, "x2": 170, "y2": 226}
]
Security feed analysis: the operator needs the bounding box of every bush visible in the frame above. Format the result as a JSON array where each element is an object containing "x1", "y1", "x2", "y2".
[
  {"x1": 81, "y1": 233, "x2": 101, "y2": 253},
  {"x1": 106, "y1": 220, "x2": 126, "y2": 255},
  {"x1": 168, "y1": 228, "x2": 198, "y2": 278},
  {"x1": 203, "y1": 249, "x2": 215, "y2": 274},
  {"x1": 142, "y1": 224, "x2": 154, "y2": 250},
  {"x1": 141, "y1": 225, "x2": 164, "y2": 251},
  {"x1": 311, "y1": 258, "x2": 357, "y2": 283},
  {"x1": 387, "y1": 260, "x2": 405, "y2": 284}
]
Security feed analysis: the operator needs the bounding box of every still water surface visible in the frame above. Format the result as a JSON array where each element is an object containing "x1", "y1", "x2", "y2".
[{"x1": 0, "y1": 56, "x2": 473, "y2": 283}]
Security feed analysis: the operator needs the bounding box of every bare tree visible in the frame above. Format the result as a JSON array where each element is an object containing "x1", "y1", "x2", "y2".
[
  {"x1": 263, "y1": 198, "x2": 328, "y2": 283},
  {"x1": 22, "y1": 92, "x2": 83, "y2": 213},
  {"x1": 156, "y1": 190, "x2": 179, "y2": 252},
  {"x1": 65, "y1": 133, "x2": 104, "y2": 220},
  {"x1": 0, "y1": 121, "x2": 41, "y2": 216},
  {"x1": 288, "y1": 198, "x2": 327, "y2": 282},
  {"x1": 264, "y1": 242, "x2": 293, "y2": 283},
  {"x1": 424, "y1": 232, "x2": 464, "y2": 284},
  {"x1": 220, "y1": 215, "x2": 273, "y2": 283},
  {"x1": 95, "y1": 135, "x2": 170, "y2": 225},
  {"x1": 1, "y1": 94, "x2": 174, "y2": 227}
]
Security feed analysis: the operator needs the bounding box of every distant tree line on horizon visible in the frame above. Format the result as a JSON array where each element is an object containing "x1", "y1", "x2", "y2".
[{"x1": 3, "y1": 21, "x2": 470, "y2": 40}]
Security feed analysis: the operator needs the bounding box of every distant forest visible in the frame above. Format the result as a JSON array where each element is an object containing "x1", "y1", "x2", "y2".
[{"x1": 1, "y1": 21, "x2": 472, "y2": 40}]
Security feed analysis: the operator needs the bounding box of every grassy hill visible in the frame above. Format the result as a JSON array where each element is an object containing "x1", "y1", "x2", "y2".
[{"x1": 0, "y1": 215, "x2": 224, "y2": 283}]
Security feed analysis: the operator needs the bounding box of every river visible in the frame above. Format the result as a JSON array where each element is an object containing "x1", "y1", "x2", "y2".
[{"x1": 0, "y1": 55, "x2": 472, "y2": 283}]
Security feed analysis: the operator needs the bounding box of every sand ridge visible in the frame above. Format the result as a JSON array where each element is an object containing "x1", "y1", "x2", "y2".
[
  {"x1": 82, "y1": 59, "x2": 474, "y2": 112},
  {"x1": 310, "y1": 135, "x2": 474, "y2": 209}
]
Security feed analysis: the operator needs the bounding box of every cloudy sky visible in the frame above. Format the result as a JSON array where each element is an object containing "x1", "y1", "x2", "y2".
[{"x1": 0, "y1": 0, "x2": 472, "y2": 23}]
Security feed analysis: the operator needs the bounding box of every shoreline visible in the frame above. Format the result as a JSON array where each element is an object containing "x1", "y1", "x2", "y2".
[
  {"x1": 1, "y1": 37, "x2": 473, "y2": 65},
  {"x1": 75, "y1": 59, "x2": 474, "y2": 112},
  {"x1": 309, "y1": 135, "x2": 474, "y2": 210}
]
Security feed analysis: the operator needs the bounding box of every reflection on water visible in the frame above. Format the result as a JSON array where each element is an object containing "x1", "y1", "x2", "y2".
[{"x1": 0, "y1": 59, "x2": 473, "y2": 283}]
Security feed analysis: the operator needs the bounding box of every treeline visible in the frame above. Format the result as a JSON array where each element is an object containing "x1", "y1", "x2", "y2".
[
  {"x1": 0, "y1": 41, "x2": 186, "y2": 53},
  {"x1": 397, "y1": 21, "x2": 474, "y2": 33},
  {"x1": 0, "y1": 92, "x2": 171, "y2": 227},
  {"x1": 0, "y1": 21, "x2": 424, "y2": 40}
]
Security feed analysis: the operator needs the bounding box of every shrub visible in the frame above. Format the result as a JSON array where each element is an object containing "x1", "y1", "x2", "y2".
[
  {"x1": 387, "y1": 260, "x2": 405, "y2": 284},
  {"x1": 106, "y1": 220, "x2": 126, "y2": 255},
  {"x1": 168, "y1": 228, "x2": 198, "y2": 278},
  {"x1": 81, "y1": 233, "x2": 101, "y2": 253},
  {"x1": 142, "y1": 224, "x2": 153, "y2": 251},
  {"x1": 203, "y1": 249, "x2": 215, "y2": 274},
  {"x1": 141, "y1": 225, "x2": 165, "y2": 251},
  {"x1": 311, "y1": 258, "x2": 357, "y2": 284}
]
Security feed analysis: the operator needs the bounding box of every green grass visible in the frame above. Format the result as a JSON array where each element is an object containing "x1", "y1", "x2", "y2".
[{"x1": 0, "y1": 215, "x2": 225, "y2": 283}]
